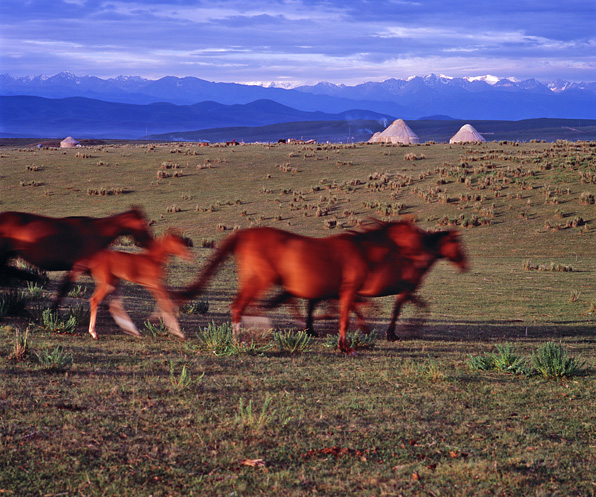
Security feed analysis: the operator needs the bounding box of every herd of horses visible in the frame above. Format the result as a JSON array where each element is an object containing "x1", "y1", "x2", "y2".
[{"x1": 0, "y1": 207, "x2": 467, "y2": 353}]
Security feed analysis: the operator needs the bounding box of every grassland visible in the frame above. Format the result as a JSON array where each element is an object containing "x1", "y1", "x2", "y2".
[{"x1": 1, "y1": 139, "x2": 596, "y2": 496}]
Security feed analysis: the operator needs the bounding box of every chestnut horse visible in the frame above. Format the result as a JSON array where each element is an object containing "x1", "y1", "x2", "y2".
[
  {"x1": 176, "y1": 221, "x2": 426, "y2": 353},
  {"x1": 72, "y1": 232, "x2": 192, "y2": 340},
  {"x1": 273, "y1": 229, "x2": 468, "y2": 340},
  {"x1": 0, "y1": 208, "x2": 152, "y2": 307}
]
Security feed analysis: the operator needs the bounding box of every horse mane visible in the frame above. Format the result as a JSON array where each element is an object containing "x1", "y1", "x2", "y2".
[{"x1": 344, "y1": 217, "x2": 417, "y2": 243}]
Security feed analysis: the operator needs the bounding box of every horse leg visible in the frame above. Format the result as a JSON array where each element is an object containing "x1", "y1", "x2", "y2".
[
  {"x1": 51, "y1": 272, "x2": 77, "y2": 312},
  {"x1": 108, "y1": 297, "x2": 142, "y2": 337},
  {"x1": 386, "y1": 292, "x2": 411, "y2": 341},
  {"x1": 230, "y1": 281, "x2": 268, "y2": 341},
  {"x1": 305, "y1": 299, "x2": 319, "y2": 336},
  {"x1": 150, "y1": 287, "x2": 186, "y2": 340},
  {"x1": 88, "y1": 282, "x2": 115, "y2": 339},
  {"x1": 352, "y1": 302, "x2": 371, "y2": 335},
  {"x1": 337, "y1": 291, "x2": 355, "y2": 354}
]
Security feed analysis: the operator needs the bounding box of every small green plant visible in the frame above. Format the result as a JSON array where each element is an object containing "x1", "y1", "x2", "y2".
[
  {"x1": 26, "y1": 281, "x2": 45, "y2": 299},
  {"x1": 169, "y1": 360, "x2": 204, "y2": 391},
  {"x1": 195, "y1": 321, "x2": 235, "y2": 354},
  {"x1": 531, "y1": 341, "x2": 586, "y2": 378},
  {"x1": 235, "y1": 396, "x2": 276, "y2": 432},
  {"x1": 468, "y1": 353, "x2": 496, "y2": 371},
  {"x1": 68, "y1": 285, "x2": 86, "y2": 298},
  {"x1": 323, "y1": 329, "x2": 379, "y2": 350},
  {"x1": 41, "y1": 309, "x2": 77, "y2": 334},
  {"x1": 193, "y1": 321, "x2": 271, "y2": 356},
  {"x1": 273, "y1": 329, "x2": 313, "y2": 354},
  {"x1": 9, "y1": 328, "x2": 31, "y2": 362},
  {"x1": 469, "y1": 343, "x2": 529, "y2": 375},
  {"x1": 144, "y1": 318, "x2": 168, "y2": 337},
  {"x1": 180, "y1": 300, "x2": 209, "y2": 315},
  {"x1": 491, "y1": 343, "x2": 530, "y2": 375},
  {"x1": 66, "y1": 303, "x2": 90, "y2": 324},
  {"x1": 0, "y1": 289, "x2": 30, "y2": 318},
  {"x1": 36, "y1": 345, "x2": 73, "y2": 373},
  {"x1": 569, "y1": 290, "x2": 581, "y2": 303}
]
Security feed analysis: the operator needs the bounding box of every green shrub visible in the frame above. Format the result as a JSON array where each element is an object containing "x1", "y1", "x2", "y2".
[
  {"x1": 144, "y1": 318, "x2": 168, "y2": 337},
  {"x1": 36, "y1": 346, "x2": 73, "y2": 373},
  {"x1": 323, "y1": 329, "x2": 379, "y2": 350},
  {"x1": 273, "y1": 329, "x2": 313, "y2": 354},
  {"x1": 68, "y1": 285, "x2": 86, "y2": 298},
  {"x1": 0, "y1": 289, "x2": 30, "y2": 318},
  {"x1": 491, "y1": 343, "x2": 531, "y2": 375},
  {"x1": 468, "y1": 353, "x2": 496, "y2": 371},
  {"x1": 41, "y1": 309, "x2": 77, "y2": 334},
  {"x1": 66, "y1": 303, "x2": 90, "y2": 324},
  {"x1": 469, "y1": 343, "x2": 529, "y2": 375},
  {"x1": 193, "y1": 321, "x2": 271, "y2": 356},
  {"x1": 531, "y1": 341, "x2": 586, "y2": 378},
  {"x1": 9, "y1": 328, "x2": 31, "y2": 362},
  {"x1": 26, "y1": 281, "x2": 45, "y2": 299},
  {"x1": 169, "y1": 360, "x2": 204, "y2": 391},
  {"x1": 235, "y1": 396, "x2": 276, "y2": 432}
]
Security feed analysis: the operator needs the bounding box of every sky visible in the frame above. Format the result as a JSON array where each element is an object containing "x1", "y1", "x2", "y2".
[{"x1": 1, "y1": 0, "x2": 595, "y2": 86}]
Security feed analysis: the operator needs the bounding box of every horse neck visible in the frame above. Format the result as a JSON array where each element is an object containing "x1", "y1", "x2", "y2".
[
  {"x1": 144, "y1": 239, "x2": 172, "y2": 265},
  {"x1": 92, "y1": 213, "x2": 132, "y2": 241}
]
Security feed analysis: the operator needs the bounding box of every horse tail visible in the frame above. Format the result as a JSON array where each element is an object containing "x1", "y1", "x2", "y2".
[{"x1": 174, "y1": 232, "x2": 239, "y2": 302}]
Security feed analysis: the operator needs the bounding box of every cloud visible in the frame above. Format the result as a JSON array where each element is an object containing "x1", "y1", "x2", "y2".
[{"x1": 1, "y1": 0, "x2": 595, "y2": 83}]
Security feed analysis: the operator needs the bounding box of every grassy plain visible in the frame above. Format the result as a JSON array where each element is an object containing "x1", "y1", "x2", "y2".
[{"x1": 1, "y1": 139, "x2": 596, "y2": 496}]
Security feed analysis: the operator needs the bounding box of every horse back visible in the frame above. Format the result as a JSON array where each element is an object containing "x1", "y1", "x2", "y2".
[{"x1": 234, "y1": 227, "x2": 369, "y2": 298}]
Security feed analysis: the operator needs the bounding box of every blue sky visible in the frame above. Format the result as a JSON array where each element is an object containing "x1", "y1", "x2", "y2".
[{"x1": 1, "y1": 0, "x2": 595, "y2": 85}]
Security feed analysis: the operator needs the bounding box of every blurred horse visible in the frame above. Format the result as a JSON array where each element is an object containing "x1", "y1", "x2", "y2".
[
  {"x1": 72, "y1": 232, "x2": 192, "y2": 340},
  {"x1": 175, "y1": 220, "x2": 426, "y2": 353},
  {"x1": 0, "y1": 208, "x2": 153, "y2": 307},
  {"x1": 269, "y1": 229, "x2": 468, "y2": 340}
]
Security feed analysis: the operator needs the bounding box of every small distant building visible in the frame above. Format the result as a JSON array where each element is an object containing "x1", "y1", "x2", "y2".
[
  {"x1": 449, "y1": 124, "x2": 486, "y2": 144},
  {"x1": 60, "y1": 136, "x2": 81, "y2": 148}
]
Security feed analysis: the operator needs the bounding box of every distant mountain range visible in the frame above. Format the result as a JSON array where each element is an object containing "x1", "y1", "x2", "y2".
[
  {"x1": 0, "y1": 95, "x2": 393, "y2": 139},
  {"x1": 1, "y1": 72, "x2": 596, "y2": 139}
]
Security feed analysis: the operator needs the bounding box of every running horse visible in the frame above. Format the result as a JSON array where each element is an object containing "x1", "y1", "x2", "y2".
[
  {"x1": 175, "y1": 220, "x2": 427, "y2": 353},
  {"x1": 267, "y1": 226, "x2": 468, "y2": 340},
  {"x1": 71, "y1": 231, "x2": 192, "y2": 340},
  {"x1": 0, "y1": 208, "x2": 153, "y2": 307}
]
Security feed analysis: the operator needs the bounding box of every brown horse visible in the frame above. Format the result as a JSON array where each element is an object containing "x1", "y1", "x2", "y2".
[
  {"x1": 72, "y1": 232, "x2": 192, "y2": 340},
  {"x1": 359, "y1": 229, "x2": 467, "y2": 340},
  {"x1": 269, "y1": 228, "x2": 468, "y2": 340},
  {"x1": 0, "y1": 208, "x2": 153, "y2": 307},
  {"x1": 176, "y1": 220, "x2": 426, "y2": 353}
]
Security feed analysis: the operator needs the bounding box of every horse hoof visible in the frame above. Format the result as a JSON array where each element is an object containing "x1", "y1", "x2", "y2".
[
  {"x1": 170, "y1": 330, "x2": 187, "y2": 340},
  {"x1": 122, "y1": 329, "x2": 143, "y2": 338},
  {"x1": 386, "y1": 334, "x2": 401, "y2": 342}
]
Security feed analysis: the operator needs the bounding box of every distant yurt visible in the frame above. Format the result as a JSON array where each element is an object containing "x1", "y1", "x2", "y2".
[
  {"x1": 369, "y1": 119, "x2": 419, "y2": 144},
  {"x1": 60, "y1": 136, "x2": 81, "y2": 148},
  {"x1": 449, "y1": 124, "x2": 485, "y2": 144}
]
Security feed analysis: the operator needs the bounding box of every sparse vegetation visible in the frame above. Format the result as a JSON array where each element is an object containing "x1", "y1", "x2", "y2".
[{"x1": 2, "y1": 139, "x2": 596, "y2": 496}]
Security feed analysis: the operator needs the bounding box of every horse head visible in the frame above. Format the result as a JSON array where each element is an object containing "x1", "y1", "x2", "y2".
[
  {"x1": 159, "y1": 231, "x2": 193, "y2": 262},
  {"x1": 118, "y1": 207, "x2": 153, "y2": 248},
  {"x1": 435, "y1": 231, "x2": 468, "y2": 272}
]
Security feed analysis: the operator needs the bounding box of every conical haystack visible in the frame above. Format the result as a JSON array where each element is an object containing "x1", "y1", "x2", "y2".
[
  {"x1": 449, "y1": 124, "x2": 485, "y2": 144},
  {"x1": 60, "y1": 136, "x2": 81, "y2": 148},
  {"x1": 369, "y1": 119, "x2": 419, "y2": 144}
]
